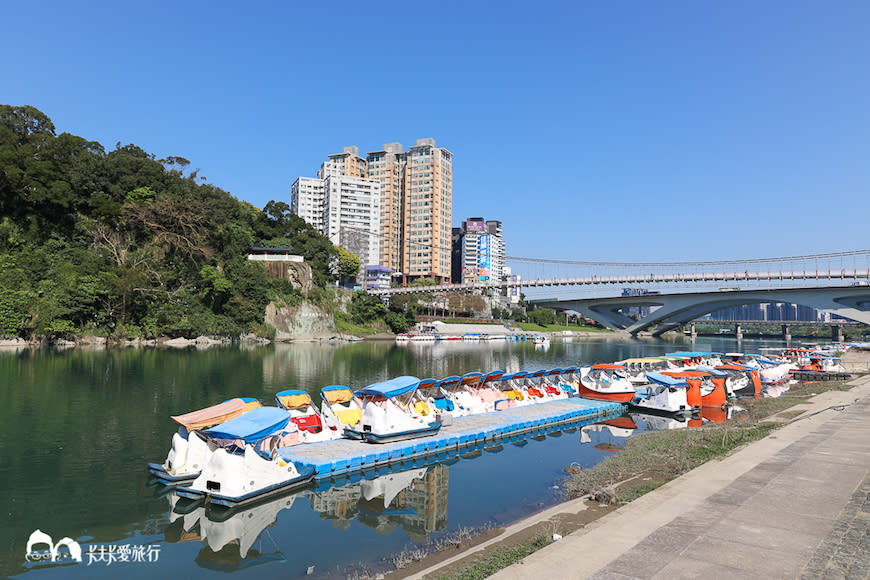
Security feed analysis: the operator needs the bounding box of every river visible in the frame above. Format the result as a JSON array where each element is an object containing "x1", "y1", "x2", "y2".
[{"x1": 1, "y1": 335, "x2": 790, "y2": 578}]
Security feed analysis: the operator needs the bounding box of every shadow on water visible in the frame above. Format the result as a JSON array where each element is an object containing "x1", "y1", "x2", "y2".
[{"x1": 0, "y1": 336, "x2": 785, "y2": 578}]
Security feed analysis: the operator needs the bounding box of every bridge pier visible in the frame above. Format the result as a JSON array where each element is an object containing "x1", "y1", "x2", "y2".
[
  {"x1": 689, "y1": 322, "x2": 697, "y2": 338},
  {"x1": 782, "y1": 324, "x2": 791, "y2": 342},
  {"x1": 735, "y1": 324, "x2": 743, "y2": 340},
  {"x1": 832, "y1": 324, "x2": 844, "y2": 343}
]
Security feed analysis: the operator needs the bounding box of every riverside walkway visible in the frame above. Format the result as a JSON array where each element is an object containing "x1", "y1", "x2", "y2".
[{"x1": 485, "y1": 374, "x2": 870, "y2": 579}]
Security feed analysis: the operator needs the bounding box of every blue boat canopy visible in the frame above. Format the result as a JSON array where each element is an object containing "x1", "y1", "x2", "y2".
[
  {"x1": 562, "y1": 366, "x2": 578, "y2": 374},
  {"x1": 322, "y1": 385, "x2": 351, "y2": 392},
  {"x1": 507, "y1": 371, "x2": 529, "y2": 380},
  {"x1": 547, "y1": 367, "x2": 563, "y2": 376},
  {"x1": 359, "y1": 376, "x2": 420, "y2": 397},
  {"x1": 530, "y1": 369, "x2": 547, "y2": 378},
  {"x1": 692, "y1": 366, "x2": 730, "y2": 377},
  {"x1": 436, "y1": 375, "x2": 461, "y2": 388},
  {"x1": 417, "y1": 378, "x2": 439, "y2": 389},
  {"x1": 664, "y1": 351, "x2": 713, "y2": 358},
  {"x1": 203, "y1": 407, "x2": 291, "y2": 443},
  {"x1": 646, "y1": 372, "x2": 689, "y2": 387},
  {"x1": 482, "y1": 370, "x2": 505, "y2": 383}
]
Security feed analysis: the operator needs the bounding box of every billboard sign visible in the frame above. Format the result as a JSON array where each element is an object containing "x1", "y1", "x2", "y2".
[
  {"x1": 478, "y1": 234, "x2": 491, "y2": 281},
  {"x1": 464, "y1": 220, "x2": 487, "y2": 234}
]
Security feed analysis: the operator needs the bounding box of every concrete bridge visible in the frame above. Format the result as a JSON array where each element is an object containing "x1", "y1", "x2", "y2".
[
  {"x1": 366, "y1": 250, "x2": 870, "y2": 335},
  {"x1": 534, "y1": 285, "x2": 870, "y2": 337}
]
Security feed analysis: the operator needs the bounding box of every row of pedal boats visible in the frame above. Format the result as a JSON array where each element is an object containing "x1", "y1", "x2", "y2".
[{"x1": 148, "y1": 350, "x2": 834, "y2": 507}]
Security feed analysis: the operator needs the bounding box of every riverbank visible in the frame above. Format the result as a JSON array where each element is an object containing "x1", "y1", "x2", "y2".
[{"x1": 394, "y1": 356, "x2": 870, "y2": 579}]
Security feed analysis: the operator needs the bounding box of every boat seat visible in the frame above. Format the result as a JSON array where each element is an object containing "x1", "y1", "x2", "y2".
[
  {"x1": 433, "y1": 398, "x2": 454, "y2": 412},
  {"x1": 545, "y1": 385, "x2": 560, "y2": 395},
  {"x1": 291, "y1": 414, "x2": 323, "y2": 433},
  {"x1": 414, "y1": 400, "x2": 431, "y2": 416},
  {"x1": 505, "y1": 389, "x2": 524, "y2": 401},
  {"x1": 527, "y1": 387, "x2": 544, "y2": 398},
  {"x1": 335, "y1": 408, "x2": 361, "y2": 426}
]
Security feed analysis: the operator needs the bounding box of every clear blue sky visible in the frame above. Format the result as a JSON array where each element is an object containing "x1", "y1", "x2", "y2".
[{"x1": 3, "y1": 1, "x2": 868, "y2": 262}]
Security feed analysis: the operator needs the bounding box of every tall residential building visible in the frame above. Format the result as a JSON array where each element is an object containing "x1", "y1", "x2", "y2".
[
  {"x1": 318, "y1": 145, "x2": 367, "y2": 179},
  {"x1": 454, "y1": 217, "x2": 505, "y2": 285},
  {"x1": 401, "y1": 139, "x2": 453, "y2": 283},
  {"x1": 291, "y1": 176, "x2": 327, "y2": 231},
  {"x1": 292, "y1": 139, "x2": 453, "y2": 285},
  {"x1": 366, "y1": 142, "x2": 405, "y2": 273},
  {"x1": 324, "y1": 175, "x2": 381, "y2": 267},
  {"x1": 290, "y1": 173, "x2": 380, "y2": 268}
]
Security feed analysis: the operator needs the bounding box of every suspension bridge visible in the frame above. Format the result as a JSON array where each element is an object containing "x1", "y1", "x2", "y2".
[{"x1": 366, "y1": 249, "x2": 870, "y2": 335}]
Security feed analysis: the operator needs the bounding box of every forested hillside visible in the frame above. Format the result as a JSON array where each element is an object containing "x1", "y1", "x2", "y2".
[{"x1": 0, "y1": 105, "x2": 341, "y2": 340}]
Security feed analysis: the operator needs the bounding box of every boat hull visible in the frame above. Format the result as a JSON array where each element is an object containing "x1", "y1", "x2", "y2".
[
  {"x1": 576, "y1": 382, "x2": 636, "y2": 403},
  {"x1": 360, "y1": 422, "x2": 441, "y2": 444},
  {"x1": 174, "y1": 467, "x2": 315, "y2": 507},
  {"x1": 147, "y1": 462, "x2": 198, "y2": 486}
]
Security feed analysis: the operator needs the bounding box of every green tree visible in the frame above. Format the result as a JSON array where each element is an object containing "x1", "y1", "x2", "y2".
[{"x1": 337, "y1": 247, "x2": 361, "y2": 280}]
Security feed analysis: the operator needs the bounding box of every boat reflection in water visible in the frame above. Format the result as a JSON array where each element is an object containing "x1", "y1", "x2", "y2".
[
  {"x1": 164, "y1": 489, "x2": 299, "y2": 571},
  {"x1": 164, "y1": 464, "x2": 450, "y2": 570},
  {"x1": 579, "y1": 416, "x2": 638, "y2": 453}
]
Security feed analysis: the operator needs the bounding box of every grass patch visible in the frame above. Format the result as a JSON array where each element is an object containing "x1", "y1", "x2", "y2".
[
  {"x1": 618, "y1": 480, "x2": 667, "y2": 503},
  {"x1": 435, "y1": 534, "x2": 553, "y2": 580},
  {"x1": 562, "y1": 422, "x2": 778, "y2": 503}
]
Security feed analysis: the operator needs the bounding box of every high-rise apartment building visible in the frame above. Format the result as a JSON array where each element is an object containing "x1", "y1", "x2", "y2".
[
  {"x1": 454, "y1": 217, "x2": 505, "y2": 285},
  {"x1": 400, "y1": 139, "x2": 453, "y2": 283},
  {"x1": 290, "y1": 173, "x2": 380, "y2": 268},
  {"x1": 366, "y1": 142, "x2": 405, "y2": 273},
  {"x1": 292, "y1": 139, "x2": 454, "y2": 285}
]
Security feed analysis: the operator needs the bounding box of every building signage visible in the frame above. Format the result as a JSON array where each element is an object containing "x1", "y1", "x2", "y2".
[
  {"x1": 464, "y1": 220, "x2": 487, "y2": 234},
  {"x1": 478, "y1": 234, "x2": 491, "y2": 281}
]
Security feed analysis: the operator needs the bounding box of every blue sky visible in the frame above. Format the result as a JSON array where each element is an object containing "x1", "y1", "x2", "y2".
[{"x1": 3, "y1": 1, "x2": 868, "y2": 263}]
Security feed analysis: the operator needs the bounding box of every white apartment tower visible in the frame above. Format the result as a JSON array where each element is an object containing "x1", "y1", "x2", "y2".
[
  {"x1": 324, "y1": 176, "x2": 380, "y2": 267},
  {"x1": 292, "y1": 139, "x2": 453, "y2": 284},
  {"x1": 290, "y1": 172, "x2": 381, "y2": 268}
]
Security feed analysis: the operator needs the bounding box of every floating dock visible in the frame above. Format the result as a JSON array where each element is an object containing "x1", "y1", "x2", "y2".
[
  {"x1": 791, "y1": 370, "x2": 852, "y2": 381},
  {"x1": 278, "y1": 398, "x2": 625, "y2": 480}
]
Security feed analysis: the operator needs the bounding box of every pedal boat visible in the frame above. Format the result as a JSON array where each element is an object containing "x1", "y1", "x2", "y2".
[
  {"x1": 457, "y1": 371, "x2": 500, "y2": 415},
  {"x1": 276, "y1": 389, "x2": 339, "y2": 443},
  {"x1": 434, "y1": 375, "x2": 472, "y2": 417},
  {"x1": 558, "y1": 366, "x2": 580, "y2": 396},
  {"x1": 148, "y1": 397, "x2": 262, "y2": 485},
  {"x1": 518, "y1": 369, "x2": 550, "y2": 403},
  {"x1": 175, "y1": 407, "x2": 314, "y2": 507},
  {"x1": 492, "y1": 371, "x2": 529, "y2": 410},
  {"x1": 541, "y1": 367, "x2": 570, "y2": 400},
  {"x1": 576, "y1": 364, "x2": 636, "y2": 403},
  {"x1": 345, "y1": 376, "x2": 441, "y2": 444},
  {"x1": 630, "y1": 372, "x2": 695, "y2": 416},
  {"x1": 714, "y1": 364, "x2": 763, "y2": 398},
  {"x1": 412, "y1": 378, "x2": 455, "y2": 418},
  {"x1": 319, "y1": 385, "x2": 363, "y2": 437}
]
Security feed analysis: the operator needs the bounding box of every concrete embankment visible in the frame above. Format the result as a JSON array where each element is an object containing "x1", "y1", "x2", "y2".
[{"x1": 484, "y1": 373, "x2": 870, "y2": 579}]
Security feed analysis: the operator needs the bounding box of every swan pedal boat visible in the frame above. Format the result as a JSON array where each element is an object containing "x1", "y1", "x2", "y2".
[
  {"x1": 344, "y1": 376, "x2": 441, "y2": 444},
  {"x1": 174, "y1": 406, "x2": 315, "y2": 507},
  {"x1": 148, "y1": 397, "x2": 263, "y2": 485}
]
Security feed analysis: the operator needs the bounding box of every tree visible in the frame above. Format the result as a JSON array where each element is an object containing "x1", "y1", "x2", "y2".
[
  {"x1": 337, "y1": 247, "x2": 361, "y2": 280},
  {"x1": 349, "y1": 291, "x2": 387, "y2": 324},
  {"x1": 528, "y1": 307, "x2": 556, "y2": 326}
]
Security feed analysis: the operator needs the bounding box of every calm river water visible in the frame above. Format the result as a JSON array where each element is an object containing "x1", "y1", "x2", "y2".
[{"x1": 1, "y1": 335, "x2": 789, "y2": 578}]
